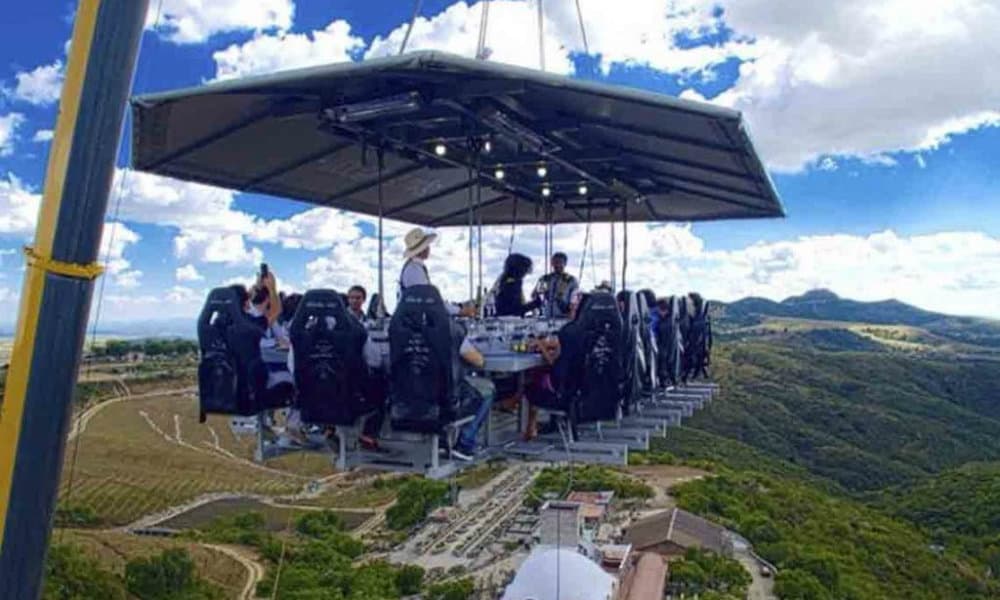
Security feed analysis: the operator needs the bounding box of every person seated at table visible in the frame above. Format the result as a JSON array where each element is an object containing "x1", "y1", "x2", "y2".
[
  {"x1": 347, "y1": 285, "x2": 367, "y2": 321},
  {"x1": 520, "y1": 291, "x2": 590, "y2": 439},
  {"x1": 493, "y1": 253, "x2": 537, "y2": 317},
  {"x1": 531, "y1": 252, "x2": 579, "y2": 318},
  {"x1": 449, "y1": 323, "x2": 496, "y2": 461}
]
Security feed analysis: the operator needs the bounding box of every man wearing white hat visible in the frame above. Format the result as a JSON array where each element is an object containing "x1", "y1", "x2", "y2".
[{"x1": 399, "y1": 227, "x2": 473, "y2": 316}]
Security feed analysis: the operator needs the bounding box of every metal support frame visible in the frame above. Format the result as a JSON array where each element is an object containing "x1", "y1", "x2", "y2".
[{"x1": 0, "y1": 1, "x2": 149, "y2": 596}]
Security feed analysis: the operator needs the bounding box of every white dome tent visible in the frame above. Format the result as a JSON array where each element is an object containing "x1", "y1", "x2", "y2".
[{"x1": 502, "y1": 546, "x2": 616, "y2": 600}]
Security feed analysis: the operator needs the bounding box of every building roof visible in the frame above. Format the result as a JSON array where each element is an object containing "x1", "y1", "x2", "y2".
[
  {"x1": 578, "y1": 503, "x2": 606, "y2": 521},
  {"x1": 567, "y1": 491, "x2": 615, "y2": 506},
  {"x1": 626, "y1": 553, "x2": 668, "y2": 600},
  {"x1": 623, "y1": 508, "x2": 728, "y2": 554},
  {"x1": 131, "y1": 51, "x2": 783, "y2": 227},
  {"x1": 502, "y1": 547, "x2": 616, "y2": 600}
]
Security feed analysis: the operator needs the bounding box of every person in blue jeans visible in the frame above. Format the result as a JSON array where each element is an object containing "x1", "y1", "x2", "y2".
[{"x1": 449, "y1": 326, "x2": 496, "y2": 461}]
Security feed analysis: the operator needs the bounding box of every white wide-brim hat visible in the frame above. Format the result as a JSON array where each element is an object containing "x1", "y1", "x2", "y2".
[{"x1": 404, "y1": 227, "x2": 437, "y2": 259}]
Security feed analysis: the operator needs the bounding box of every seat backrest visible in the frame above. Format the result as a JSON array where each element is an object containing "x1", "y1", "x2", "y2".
[
  {"x1": 366, "y1": 292, "x2": 388, "y2": 320},
  {"x1": 388, "y1": 285, "x2": 456, "y2": 433},
  {"x1": 655, "y1": 296, "x2": 682, "y2": 386},
  {"x1": 288, "y1": 289, "x2": 368, "y2": 425},
  {"x1": 196, "y1": 287, "x2": 266, "y2": 419},
  {"x1": 618, "y1": 290, "x2": 642, "y2": 413},
  {"x1": 636, "y1": 290, "x2": 658, "y2": 391},
  {"x1": 561, "y1": 292, "x2": 622, "y2": 424}
]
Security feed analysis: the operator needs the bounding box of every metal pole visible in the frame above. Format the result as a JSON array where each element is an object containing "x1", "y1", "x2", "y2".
[
  {"x1": 622, "y1": 200, "x2": 629, "y2": 290},
  {"x1": 609, "y1": 217, "x2": 616, "y2": 292},
  {"x1": 467, "y1": 164, "x2": 475, "y2": 301},
  {"x1": 377, "y1": 148, "x2": 385, "y2": 317},
  {"x1": 0, "y1": 1, "x2": 149, "y2": 597}
]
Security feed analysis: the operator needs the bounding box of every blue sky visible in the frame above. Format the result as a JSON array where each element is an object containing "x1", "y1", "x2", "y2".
[{"x1": 2, "y1": 0, "x2": 1000, "y2": 326}]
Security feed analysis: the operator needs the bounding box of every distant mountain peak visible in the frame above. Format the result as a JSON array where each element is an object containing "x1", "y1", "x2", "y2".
[{"x1": 783, "y1": 289, "x2": 840, "y2": 304}]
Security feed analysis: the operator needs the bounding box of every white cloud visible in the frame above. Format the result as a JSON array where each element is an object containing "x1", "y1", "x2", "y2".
[
  {"x1": 114, "y1": 170, "x2": 376, "y2": 267},
  {"x1": 32, "y1": 129, "x2": 53, "y2": 143},
  {"x1": 0, "y1": 114, "x2": 25, "y2": 157},
  {"x1": 700, "y1": 0, "x2": 1000, "y2": 170},
  {"x1": 0, "y1": 173, "x2": 39, "y2": 234},
  {"x1": 174, "y1": 230, "x2": 263, "y2": 267},
  {"x1": 175, "y1": 264, "x2": 203, "y2": 282},
  {"x1": 212, "y1": 19, "x2": 363, "y2": 80},
  {"x1": 147, "y1": 0, "x2": 294, "y2": 44},
  {"x1": 99, "y1": 221, "x2": 142, "y2": 288},
  {"x1": 10, "y1": 60, "x2": 64, "y2": 105}
]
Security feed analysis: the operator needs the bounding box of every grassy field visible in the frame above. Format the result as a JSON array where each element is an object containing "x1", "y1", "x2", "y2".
[
  {"x1": 55, "y1": 528, "x2": 248, "y2": 599},
  {"x1": 57, "y1": 392, "x2": 333, "y2": 526},
  {"x1": 158, "y1": 497, "x2": 372, "y2": 532}
]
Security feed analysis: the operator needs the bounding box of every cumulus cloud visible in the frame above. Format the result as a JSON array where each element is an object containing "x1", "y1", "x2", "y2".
[
  {"x1": 99, "y1": 221, "x2": 142, "y2": 288},
  {"x1": 10, "y1": 60, "x2": 64, "y2": 105},
  {"x1": 175, "y1": 264, "x2": 203, "y2": 282},
  {"x1": 0, "y1": 114, "x2": 25, "y2": 157},
  {"x1": 212, "y1": 19, "x2": 363, "y2": 79},
  {"x1": 0, "y1": 173, "x2": 38, "y2": 235},
  {"x1": 147, "y1": 0, "x2": 294, "y2": 44},
  {"x1": 699, "y1": 0, "x2": 1000, "y2": 170},
  {"x1": 32, "y1": 129, "x2": 54, "y2": 143}
]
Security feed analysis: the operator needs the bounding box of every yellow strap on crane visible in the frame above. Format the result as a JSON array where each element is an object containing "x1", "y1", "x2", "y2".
[{"x1": 22, "y1": 246, "x2": 104, "y2": 280}]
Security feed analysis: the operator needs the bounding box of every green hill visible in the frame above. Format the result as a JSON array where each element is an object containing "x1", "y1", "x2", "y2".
[{"x1": 716, "y1": 289, "x2": 1000, "y2": 348}]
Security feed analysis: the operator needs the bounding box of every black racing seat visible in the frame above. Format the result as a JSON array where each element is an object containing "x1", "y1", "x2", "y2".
[
  {"x1": 562, "y1": 291, "x2": 623, "y2": 426},
  {"x1": 682, "y1": 293, "x2": 713, "y2": 382},
  {"x1": 196, "y1": 287, "x2": 267, "y2": 421},
  {"x1": 288, "y1": 290, "x2": 369, "y2": 425},
  {"x1": 636, "y1": 289, "x2": 658, "y2": 393},
  {"x1": 617, "y1": 290, "x2": 642, "y2": 415},
  {"x1": 388, "y1": 285, "x2": 457, "y2": 434},
  {"x1": 655, "y1": 296, "x2": 682, "y2": 387}
]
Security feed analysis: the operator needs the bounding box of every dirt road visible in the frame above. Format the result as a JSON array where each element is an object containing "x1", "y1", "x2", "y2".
[{"x1": 204, "y1": 543, "x2": 264, "y2": 600}]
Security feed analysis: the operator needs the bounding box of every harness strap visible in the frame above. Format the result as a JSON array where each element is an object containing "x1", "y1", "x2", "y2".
[{"x1": 23, "y1": 245, "x2": 104, "y2": 280}]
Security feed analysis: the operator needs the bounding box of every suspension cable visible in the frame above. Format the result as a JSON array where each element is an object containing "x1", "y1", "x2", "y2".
[
  {"x1": 467, "y1": 160, "x2": 475, "y2": 301},
  {"x1": 475, "y1": 151, "x2": 484, "y2": 304},
  {"x1": 508, "y1": 196, "x2": 518, "y2": 255},
  {"x1": 622, "y1": 200, "x2": 629, "y2": 290},
  {"x1": 578, "y1": 208, "x2": 591, "y2": 281},
  {"x1": 377, "y1": 148, "x2": 385, "y2": 316},
  {"x1": 609, "y1": 216, "x2": 616, "y2": 291},
  {"x1": 476, "y1": 0, "x2": 491, "y2": 59},
  {"x1": 574, "y1": 0, "x2": 589, "y2": 54},
  {"x1": 398, "y1": 0, "x2": 423, "y2": 55},
  {"x1": 536, "y1": 0, "x2": 545, "y2": 71}
]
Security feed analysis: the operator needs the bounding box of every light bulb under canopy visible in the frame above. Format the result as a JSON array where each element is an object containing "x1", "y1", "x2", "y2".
[
  {"x1": 541, "y1": 186, "x2": 551, "y2": 197},
  {"x1": 434, "y1": 143, "x2": 447, "y2": 156},
  {"x1": 578, "y1": 185, "x2": 588, "y2": 196},
  {"x1": 536, "y1": 165, "x2": 548, "y2": 178},
  {"x1": 494, "y1": 168, "x2": 505, "y2": 180},
  {"x1": 483, "y1": 140, "x2": 492, "y2": 153}
]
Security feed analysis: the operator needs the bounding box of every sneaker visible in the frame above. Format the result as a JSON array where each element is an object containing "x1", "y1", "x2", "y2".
[{"x1": 276, "y1": 434, "x2": 302, "y2": 449}]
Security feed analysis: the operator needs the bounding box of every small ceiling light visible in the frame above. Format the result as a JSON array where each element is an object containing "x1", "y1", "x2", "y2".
[
  {"x1": 578, "y1": 184, "x2": 588, "y2": 196},
  {"x1": 541, "y1": 186, "x2": 551, "y2": 197},
  {"x1": 536, "y1": 165, "x2": 548, "y2": 178},
  {"x1": 434, "y1": 143, "x2": 447, "y2": 156},
  {"x1": 494, "y1": 168, "x2": 505, "y2": 180},
  {"x1": 483, "y1": 140, "x2": 492, "y2": 153}
]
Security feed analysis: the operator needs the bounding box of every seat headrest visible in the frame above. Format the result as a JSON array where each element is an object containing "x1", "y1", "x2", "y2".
[
  {"x1": 578, "y1": 291, "x2": 621, "y2": 327},
  {"x1": 290, "y1": 289, "x2": 351, "y2": 334},
  {"x1": 396, "y1": 284, "x2": 445, "y2": 308},
  {"x1": 198, "y1": 286, "x2": 244, "y2": 325}
]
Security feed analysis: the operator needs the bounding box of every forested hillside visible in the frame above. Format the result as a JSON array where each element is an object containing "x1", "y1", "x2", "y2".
[{"x1": 652, "y1": 294, "x2": 1000, "y2": 598}]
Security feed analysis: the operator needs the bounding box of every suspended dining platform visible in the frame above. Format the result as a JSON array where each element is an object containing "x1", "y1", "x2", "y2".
[{"x1": 131, "y1": 51, "x2": 781, "y2": 476}]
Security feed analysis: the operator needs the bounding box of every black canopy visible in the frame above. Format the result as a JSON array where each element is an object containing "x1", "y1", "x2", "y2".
[{"x1": 131, "y1": 51, "x2": 783, "y2": 226}]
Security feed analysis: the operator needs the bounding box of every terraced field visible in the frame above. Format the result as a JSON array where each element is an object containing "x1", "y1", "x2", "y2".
[
  {"x1": 56, "y1": 529, "x2": 249, "y2": 599},
  {"x1": 57, "y1": 391, "x2": 332, "y2": 526}
]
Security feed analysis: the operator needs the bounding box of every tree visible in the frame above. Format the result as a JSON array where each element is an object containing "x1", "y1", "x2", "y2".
[
  {"x1": 426, "y1": 578, "x2": 475, "y2": 600},
  {"x1": 774, "y1": 569, "x2": 834, "y2": 600},
  {"x1": 124, "y1": 548, "x2": 221, "y2": 600},
  {"x1": 395, "y1": 565, "x2": 425, "y2": 595},
  {"x1": 43, "y1": 544, "x2": 126, "y2": 600}
]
